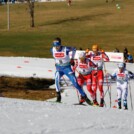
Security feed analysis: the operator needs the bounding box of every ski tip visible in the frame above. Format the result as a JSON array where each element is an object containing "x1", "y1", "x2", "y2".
[
  {"x1": 93, "y1": 104, "x2": 100, "y2": 107},
  {"x1": 46, "y1": 100, "x2": 62, "y2": 103}
]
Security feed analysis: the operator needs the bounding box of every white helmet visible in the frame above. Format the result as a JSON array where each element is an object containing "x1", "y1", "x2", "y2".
[
  {"x1": 79, "y1": 52, "x2": 86, "y2": 59},
  {"x1": 118, "y1": 63, "x2": 124, "y2": 68}
]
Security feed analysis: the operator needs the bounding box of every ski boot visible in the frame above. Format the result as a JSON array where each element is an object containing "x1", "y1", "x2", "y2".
[
  {"x1": 79, "y1": 96, "x2": 85, "y2": 104},
  {"x1": 83, "y1": 95, "x2": 93, "y2": 105},
  {"x1": 56, "y1": 91, "x2": 61, "y2": 102},
  {"x1": 118, "y1": 98, "x2": 122, "y2": 109},
  {"x1": 100, "y1": 98, "x2": 104, "y2": 107},
  {"x1": 93, "y1": 99, "x2": 99, "y2": 106},
  {"x1": 123, "y1": 100, "x2": 128, "y2": 110}
]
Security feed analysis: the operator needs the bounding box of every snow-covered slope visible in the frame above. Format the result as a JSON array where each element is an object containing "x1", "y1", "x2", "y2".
[{"x1": 0, "y1": 57, "x2": 134, "y2": 134}]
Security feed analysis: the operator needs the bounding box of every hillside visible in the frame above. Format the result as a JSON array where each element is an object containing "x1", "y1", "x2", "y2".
[
  {"x1": 0, "y1": 57, "x2": 134, "y2": 134},
  {"x1": 0, "y1": 0, "x2": 134, "y2": 57}
]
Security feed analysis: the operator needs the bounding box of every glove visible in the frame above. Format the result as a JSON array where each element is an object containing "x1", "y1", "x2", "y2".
[
  {"x1": 105, "y1": 73, "x2": 111, "y2": 78},
  {"x1": 93, "y1": 71, "x2": 98, "y2": 76},
  {"x1": 70, "y1": 59, "x2": 75, "y2": 66}
]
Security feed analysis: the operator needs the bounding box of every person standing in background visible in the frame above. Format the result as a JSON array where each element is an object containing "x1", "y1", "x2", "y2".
[
  {"x1": 127, "y1": 53, "x2": 133, "y2": 63},
  {"x1": 67, "y1": 0, "x2": 72, "y2": 6},
  {"x1": 123, "y1": 47, "x2": 128, "y2": 62}
]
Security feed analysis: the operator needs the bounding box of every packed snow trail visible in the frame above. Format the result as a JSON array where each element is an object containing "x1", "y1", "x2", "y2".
[{"x1": 0, "y1": 57, "x2": 134, "y2": 134}]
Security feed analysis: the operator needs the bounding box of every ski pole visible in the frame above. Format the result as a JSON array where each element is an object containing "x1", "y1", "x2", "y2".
[
  {"x1": 104, "y1": 87, "x2": 109, "y2": 97},
  {"x1": 75, "y1": 69, "x2": 90, "y2": 102},
  {"x1": 62, "y1": 76, "x2": 80, "y2": 102},
  {"x1": 128, "y1": 80, "x2": 133, "y2": 111},
  {"x1": 62, "y1": 76, "x2": 69, "y2": 86},
  {"x1": 103, "y1": 61, "x2": 112, "y2": 108}
]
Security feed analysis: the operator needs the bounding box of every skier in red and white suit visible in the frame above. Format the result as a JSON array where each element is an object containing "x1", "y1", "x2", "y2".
[
  {"x1": 89, "y1": 45, "x2": 109, "y2": 107},
  {"x1": 73, "y1": 52, "x2": 97, "y2": 104}
]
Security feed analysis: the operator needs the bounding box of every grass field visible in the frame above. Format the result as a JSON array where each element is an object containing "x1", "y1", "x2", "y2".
[{"x1": 0, "y1": 0, "x2": 134, "y2": 58}]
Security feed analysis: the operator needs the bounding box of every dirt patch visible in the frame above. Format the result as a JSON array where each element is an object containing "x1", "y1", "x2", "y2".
[{"x1": 0, "y1": 76, "x2": 56, "y2": 101}]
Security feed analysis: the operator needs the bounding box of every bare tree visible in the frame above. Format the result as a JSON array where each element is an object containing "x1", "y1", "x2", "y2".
[{"x1": 27, "y1": 0, "x2": 35, "y2": 27}]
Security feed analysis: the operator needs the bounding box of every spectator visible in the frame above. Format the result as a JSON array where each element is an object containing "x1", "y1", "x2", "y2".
[
  {"x1": 127, "y1": 53, "x2": 133, "y2": 63},
  {"x1": 79, "y1": 47, "x2": 83, "y2": 50},
  {"x1": 113, "y1": 48, "x2": 120, "y2": 53},
  {"x1": 123, "y1": 47, "x2": 128, "y2": 62},
  {"x1": 67, "y1": 0, "x2": 72, "y2": 6}
]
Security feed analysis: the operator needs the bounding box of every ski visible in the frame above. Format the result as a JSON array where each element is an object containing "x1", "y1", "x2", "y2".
[
  {"x1": 73, "y1": 103, "x2": 100, "y2": 107},
  {"x1": 47, "y1": 101, "x2": 101, "y2": 107},
  {"x1": 73, "y1": 103, "x2": 87, "y2": 106},
  {"x1": 46, "y1": 100, "x2": 67, "y2": 104},
  {"x1": 93, "y1": 104, "x2": 100, "y2": 107}
]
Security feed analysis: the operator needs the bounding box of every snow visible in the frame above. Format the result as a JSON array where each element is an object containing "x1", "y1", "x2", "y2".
[
  {"x1": 0, "y1": 56, "x2": 134, "y2": 134},
  {"x1": 0, "y1": 57, "x2": 55, "y2": 79}
]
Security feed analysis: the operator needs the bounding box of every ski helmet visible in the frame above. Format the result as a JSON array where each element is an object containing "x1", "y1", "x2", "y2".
[
  {"x1": 118, "y1": 63, "x2": 124, "y2": 68},
  {"x1": 52, "y1": 40, "x2": 61, "y2": 47},
  {"x1": 92, "y1": 44, "x2": 99, "y2": 51},
  {"x1": 79, "y1": 52, "x2": 86, "y2": 59}
]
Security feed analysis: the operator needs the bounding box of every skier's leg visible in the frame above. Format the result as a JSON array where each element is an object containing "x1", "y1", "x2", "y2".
[
  {"x1": 117, "y1": 87, "x2": 122, "y2": 109},
  {"x1": 77, "y1": 75, "x2": 85, "y2": 103},
  {"x1": 98, "y1": 70, "x2": 104, "y2": 107},
  {"x1": 92, "y1": 70, "x2": 98, "y2": 100},
  {"x1": 64, "y1": 67, "x2": 92, "y2": 105},
  {"x1": 55, "y1": 71, "x2": 64, "y2": 102},
  {"x1": 86, "y1": 74, "x2": 95, "y2": 100},
  {"x1": 122, "y1": 86, "x2": 128, "y2": 110}
]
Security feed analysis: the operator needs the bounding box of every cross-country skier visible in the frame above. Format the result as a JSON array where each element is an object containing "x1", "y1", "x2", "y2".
[
  {"x1": 50, "y1": 37, "x2": 92, "y2": 105},
  {"x1": 88, "y1": 44, "x2": 109, "y2": 107},
  {"x1": 110, "y1": 62, "x2": 130, "y2": 110},
  {"x1": 73, "y1": 51, "x2": 97, "y2": 104}
]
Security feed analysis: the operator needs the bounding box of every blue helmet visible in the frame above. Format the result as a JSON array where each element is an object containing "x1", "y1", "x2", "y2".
[{"x1": 52, "y1": 40, "x2": 61, "y2": 47}]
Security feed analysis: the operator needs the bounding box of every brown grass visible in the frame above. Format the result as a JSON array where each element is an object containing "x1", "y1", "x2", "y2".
[
  {"x1": 1, "y1": 88, "x2": 56, "y2": 101},
  {"x1": 0, "y1": 76, "x2": 56, "y2": 101}
]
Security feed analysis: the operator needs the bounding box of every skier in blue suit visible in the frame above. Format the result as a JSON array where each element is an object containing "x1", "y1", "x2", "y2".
[{"x1": 50, "y1": 37, "x2": 92, "y2": 105}]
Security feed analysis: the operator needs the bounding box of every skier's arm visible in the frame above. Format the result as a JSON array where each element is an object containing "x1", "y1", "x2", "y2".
[
  {"x1": 110, "y1": 72, "x2": 117, "y2": 80},
  {"x1": 89, "y1": 59, "x2": 97, "y2": 68},
  {"x1": 104, "y1": 70, "x2": 117, "y2": 80},
  {"x1": 102, "y1": 52, "x2": 109, "y2": 62},
  {"x1": 86, "y1": 51, "x2": 91, "y2": 59},
  {"x1": 66, "y1": 46, "x2": 76, "y2": 59},
  {"x1": 66, "y1": 46, "x2": 76, "y2": 66},
  {"x1": 72, "y1": 59, "x2": 78, "y2": 72},
  {"x1": 126, "y1": 70, "x2": 131, "y2": 80},
  {"x1": 128, "y1": 71, "x2": 134, "y2": 79}
]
